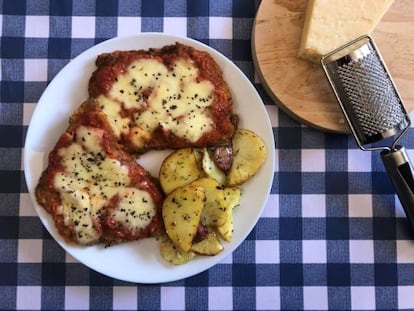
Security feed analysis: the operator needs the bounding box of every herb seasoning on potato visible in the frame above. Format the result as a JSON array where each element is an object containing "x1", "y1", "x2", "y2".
[{"x1": 159, "y1": 129, "x2": 266, "y2": 264}]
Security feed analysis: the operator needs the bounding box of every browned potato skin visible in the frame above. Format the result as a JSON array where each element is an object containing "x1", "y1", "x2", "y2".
[{"x1": 213, "y1": 146, "x2": 233, "y2": 173}]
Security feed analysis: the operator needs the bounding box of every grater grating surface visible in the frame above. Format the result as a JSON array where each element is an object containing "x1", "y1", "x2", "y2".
[{"x1": 336, "y1": 51, "x2": 405, "y2": 137}]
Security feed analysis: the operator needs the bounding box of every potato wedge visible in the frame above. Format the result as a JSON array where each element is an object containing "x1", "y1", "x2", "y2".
[
  {"x1": 216, "y1": 218, "x2": 233, "y2": 242},
  {"x1": 162, "y1": 185, "x2": 205, "y2": 252},
  {"x1": 159, "y1": 148, "x2": 205, "y2": 194},
  {"x1": 190, "y1": 177, "x2": 227, "y2": 227},
  {"x1": 202, "y1": 148, "x2": 226, "y2": 185},
  {"x1": 222, "y1": 187, "x2": 241, "y2": 210},
  {"x1": 160, "y1": 236, "x2": 196, "y2": 265},
  {"x1": 216, "y1": 187, "x2": 241, "y2": 242},
  {"x1": 227, "y1": 129, "x2": 267, "y2": 186},
  {"x1": 191, "y1": 231, "x2": 223, "y2": 255}
]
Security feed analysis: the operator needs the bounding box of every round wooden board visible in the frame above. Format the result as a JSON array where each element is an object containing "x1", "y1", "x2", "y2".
[{"x1": 252, "y1": 0, "x2": 414, "y2": 133}]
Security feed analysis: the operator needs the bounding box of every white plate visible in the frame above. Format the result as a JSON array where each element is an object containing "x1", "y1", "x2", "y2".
[{"x1": 24, "y1": 33, "x2": 275, "y2": 284}]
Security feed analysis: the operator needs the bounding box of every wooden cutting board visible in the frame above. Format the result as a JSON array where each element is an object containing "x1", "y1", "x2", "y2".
[{"x1": 252, "y1": 0, "x2": 414, "y2": 133}]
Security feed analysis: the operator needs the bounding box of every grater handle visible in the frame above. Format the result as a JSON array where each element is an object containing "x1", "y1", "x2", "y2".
[{"x1": 381, "y1": 146, "x2": 414, "y2": 227}]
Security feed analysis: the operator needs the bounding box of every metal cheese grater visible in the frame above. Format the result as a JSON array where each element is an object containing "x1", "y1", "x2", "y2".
[{"x1": 321, "y1": 35, "x2": 414, "y2": 228}]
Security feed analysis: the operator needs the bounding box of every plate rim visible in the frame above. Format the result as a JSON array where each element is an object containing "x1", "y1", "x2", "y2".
[{"x1": 23, "y1": 33, "x2": 275, "y2": 284}]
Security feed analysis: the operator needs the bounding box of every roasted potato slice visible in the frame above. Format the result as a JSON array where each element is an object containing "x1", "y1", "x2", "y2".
[
  {"x1": 227, "y1": 129, "x2": 267, "y2": 186},
  {"x1": 191, "y1": 231, "x2": 223, "y2": 255},
  {"x1": 190, "y1": 177, "x2": 227, "y2": 227},
  {"x1": 162, "y1": 185, "x2": 205, "y2": 252},
  {"x1": 222, "y1": 187, "x2": 241, "y2": 210},
  {"x1": 159, "y1": 148, "x2": 205, "y2": 194},
  {"x1": 160, "y1": 236, "x2": 196, "y2": 265},
  {"x1": 216, "y1": 187, "x2": 241, "y2": 242},
  {"x1": 202, "y1": 148, "x2": 226, "y2": 186},
  {"x1": 216, "y1": 218, "x2": 233, "y2": 242}
]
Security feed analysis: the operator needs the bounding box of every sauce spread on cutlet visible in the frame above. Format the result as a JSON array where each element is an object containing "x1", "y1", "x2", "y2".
[
  {"x1": 52, "y1": 125, "x2": 157, "y2": 244},
  {"x1": 88, "y1": 44, "x2": 234, "y2": 151}
]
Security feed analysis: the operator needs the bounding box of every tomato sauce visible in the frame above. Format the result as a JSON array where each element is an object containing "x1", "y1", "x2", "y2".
[{"x1": 88, "y1": 43, "x2": 237, "y2": 153}]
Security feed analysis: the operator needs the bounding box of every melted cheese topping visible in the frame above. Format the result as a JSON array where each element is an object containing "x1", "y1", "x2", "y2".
[
  {"x1": 111, "y1": 188, "x2": 155, "y2": 232},
  {"x1": 96, "y1": 57, "x2": 215, "y2": 148},
  {"x1": 53, "y1": 126, "x2": 155, "y2": 244}
]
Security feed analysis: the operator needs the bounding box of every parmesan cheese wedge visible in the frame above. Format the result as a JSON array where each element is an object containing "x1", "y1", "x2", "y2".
[{"x1": 298, "y1": 0, "x2": 394, "y2": 63}]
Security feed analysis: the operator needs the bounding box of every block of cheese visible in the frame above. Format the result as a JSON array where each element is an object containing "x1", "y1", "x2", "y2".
[{"x1": 298, "y1": 0, "x2": 394, "y2": 63}]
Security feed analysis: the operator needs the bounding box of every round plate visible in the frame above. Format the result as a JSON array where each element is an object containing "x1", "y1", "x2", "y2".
[{"x1": 24, "y1": 33, "x2": 275, "y2": 284}]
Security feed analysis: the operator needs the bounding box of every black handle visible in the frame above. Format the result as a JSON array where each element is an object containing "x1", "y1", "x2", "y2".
[{"x1": 381, "y1": 146, "x2": 414, "y2": 228}]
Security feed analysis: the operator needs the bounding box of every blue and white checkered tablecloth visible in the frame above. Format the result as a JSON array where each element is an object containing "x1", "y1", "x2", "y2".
[{"x1": 2, "y1": 0, "x2": 414, "y2": 310}]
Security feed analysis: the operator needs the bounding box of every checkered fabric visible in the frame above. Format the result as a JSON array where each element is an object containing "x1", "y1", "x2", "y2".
[{"x1": 2, "y1": 0, "x2": 414, "y2": 310}]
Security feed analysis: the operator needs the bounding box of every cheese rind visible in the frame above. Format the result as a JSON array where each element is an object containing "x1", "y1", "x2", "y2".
[{"x1": 298, "y1": 0, "x2": 394, "y2": 63}]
